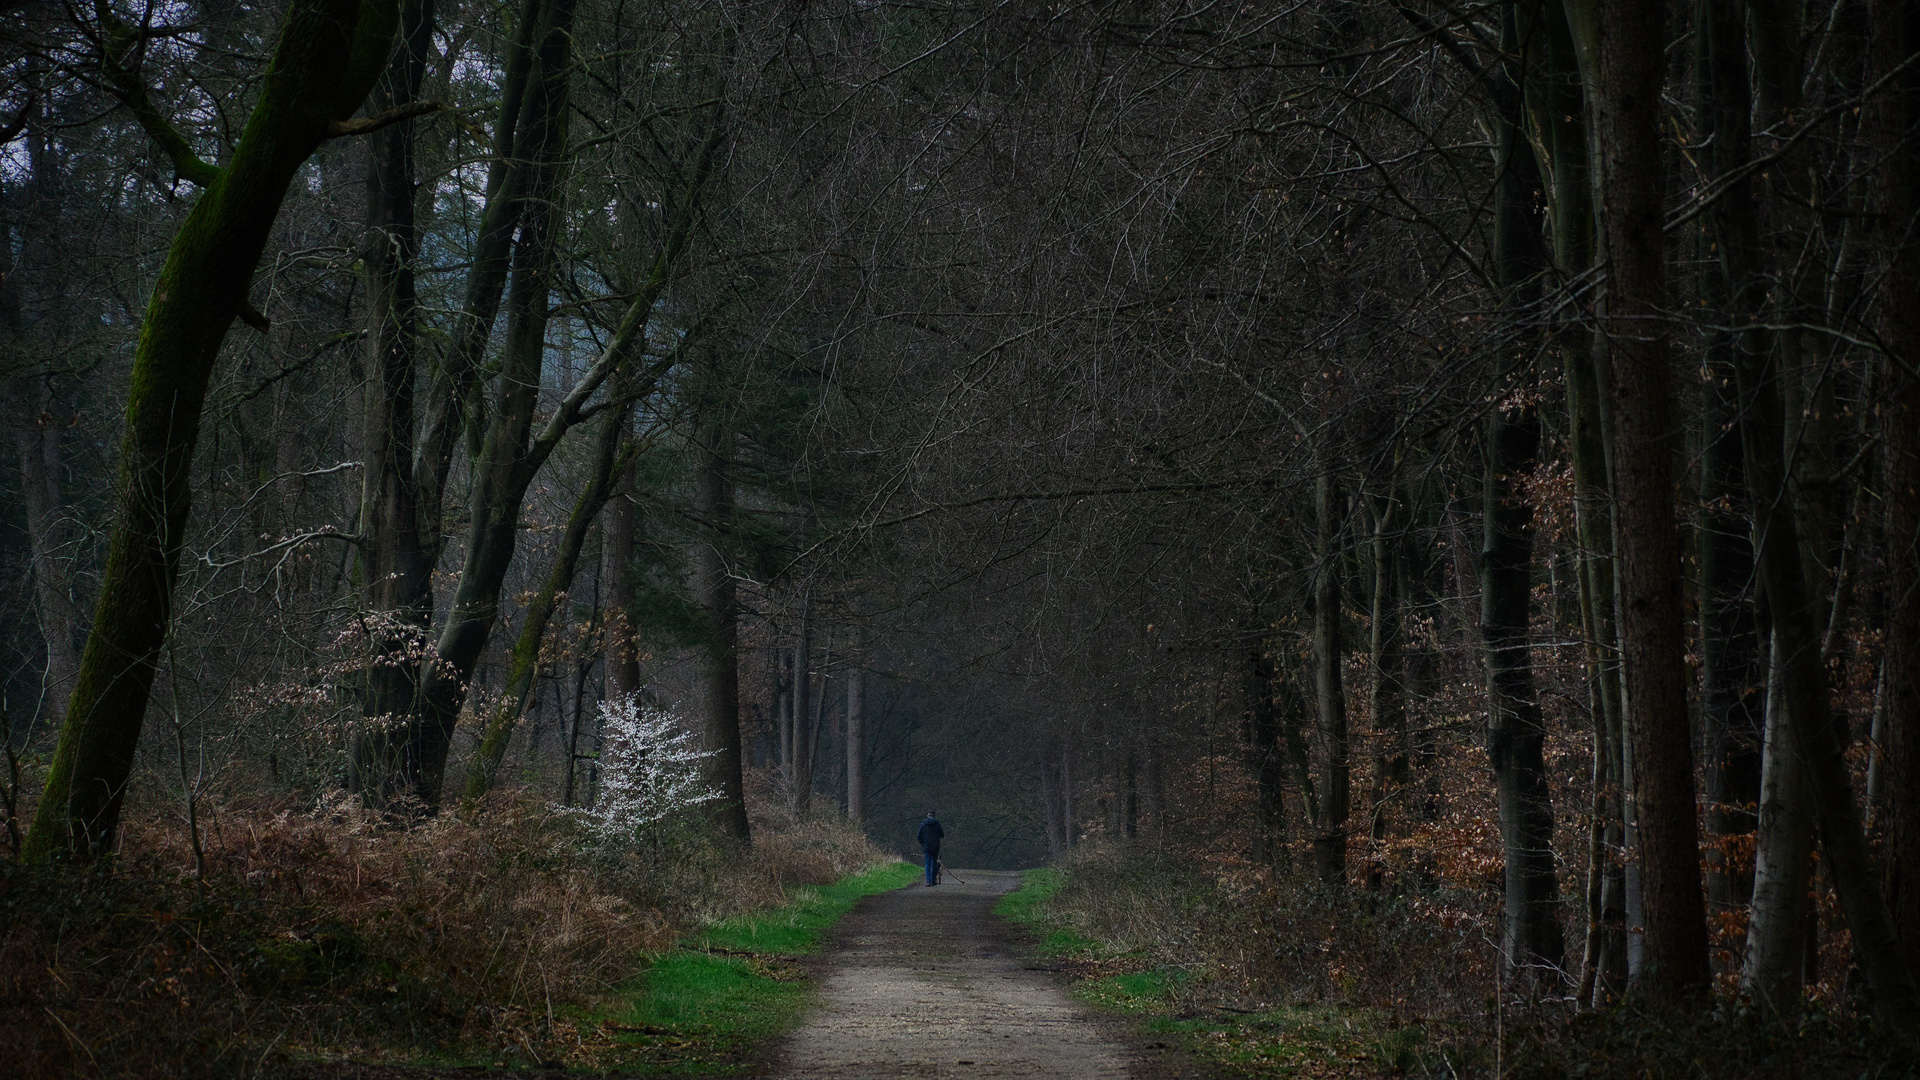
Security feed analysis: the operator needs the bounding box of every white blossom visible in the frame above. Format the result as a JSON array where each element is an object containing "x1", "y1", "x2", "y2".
[{"x1": 577, "y1": 694, "x2": 719, "y2": 839}]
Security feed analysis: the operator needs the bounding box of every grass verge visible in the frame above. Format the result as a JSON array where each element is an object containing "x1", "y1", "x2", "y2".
[
  {"x1": 594, "y1": 859, "x2": 920, "y2": 1074},
  {"x1": 995, "y1": 867, "x2": 1411, "y2": 1078}
]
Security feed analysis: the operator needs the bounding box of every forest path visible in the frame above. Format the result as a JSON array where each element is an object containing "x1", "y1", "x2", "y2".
[{"x1": 762, "y1": 868, "x2": 1195, "y2": 1080}]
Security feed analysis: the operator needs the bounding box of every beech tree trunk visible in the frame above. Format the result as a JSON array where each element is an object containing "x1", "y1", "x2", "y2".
[
  {"x1": 1732, "y1": 241, "x2": 1919, "y2": 1026},
  {"x1": 24, "y1": 0, "x2": 398, "y2": 861},
  {"x1": 1483, "y1": 0, "x2": 1564, "y2": 985},
  {"x1": 1743, "y1": 633, "x2": 1815, "y2": 1010}
]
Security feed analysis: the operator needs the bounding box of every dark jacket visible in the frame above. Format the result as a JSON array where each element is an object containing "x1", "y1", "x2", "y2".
[{"x1": 917, "y1": 816, "x2": 944, "y2": 851}]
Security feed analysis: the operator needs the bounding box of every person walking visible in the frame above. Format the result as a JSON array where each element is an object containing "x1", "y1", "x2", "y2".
[{"x1": 917, "y1": 810, "x2": 945, "y2": 885}]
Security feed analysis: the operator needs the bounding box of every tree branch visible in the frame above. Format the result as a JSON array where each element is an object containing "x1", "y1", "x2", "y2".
[
  {"x1": 327, "y1": 100, "x2": 449, "y2": 138},
  {"x1": 98, "y1": 15, "x2": 223, "y2": 188}
]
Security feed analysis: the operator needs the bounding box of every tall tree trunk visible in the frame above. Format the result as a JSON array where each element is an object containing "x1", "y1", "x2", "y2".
[
  {"x1": 24, "y1": 0, "x2": 398, "y2": 860},
  {"x1": 1248, "y1": 634, "x2": 1289, "y2": 866},
  {"x1": 1313, "y1": 463, "x2": 1349, "y2": 884},
  {"x1": 602, "y1": 463, "x2": 640, "y2": 700},
  {"x1": 695, "y1": 421, "x2": 750, "y2": 843},
  {"x1": 1588, "y1": 0, "x2": 1712, "y2": 1003},
  {"x1": 351, "y1": 0, "x2": 576, "y2": 807},
  {"x1": 777, "y1": 645, "x2": 793, "y2": 777},
  {"x1": 350, "y1": 0, "x2": 437, "y2": 797},
  {"x1": 1367, "y1": 491, "x2": 1405, "y2": 890},
  {"x1": 1743, "y1": 631, "x2": 1815, "y2": 1010},
  {"x1": 1483, "y1": 0, "x2": 1565, "y2": 985},
  {"x1": 1869, "y1": 0, "x2": 1920, "y2": 990},
  {"x1": 792, "y1": 602, "x2": 813, "y2": 812},
  {"x1": 1694, "y1": 0, "x2": 1764, "y2": 955},
  {"x1": 847, "y1": 666, "x2": 865, "y2": 826},
  {"x1": 12, "y1": 393, "x2": 82, "y2": 731}
]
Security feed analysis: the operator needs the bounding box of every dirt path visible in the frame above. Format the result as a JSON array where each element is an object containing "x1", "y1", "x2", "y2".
[{"x1": 763, "y1": 868, "x2": 1195, "y2": 1080}]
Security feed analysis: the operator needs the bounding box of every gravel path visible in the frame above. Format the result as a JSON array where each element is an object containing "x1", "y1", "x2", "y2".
[{"x1": 764, "y1": 868, "x2": 1184, "y2": 1080}]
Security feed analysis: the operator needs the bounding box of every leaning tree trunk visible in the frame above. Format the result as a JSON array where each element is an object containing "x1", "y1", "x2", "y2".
[
  {"x1": 602, "y1": 463, "x2": 641, "y2": 701},
  {"x1": 1482, "y1": 1, "x2": 1564, "y2": 987},
  {"x1": 24, "y1": 0, "x2": 398, "y2": 861},
  {"x1": 350, "y1": 0, "x2": 577, "y2": 807},
  {"x1": 460, "y1": 382, "x2": 638, "y2": 803},
  {"x1": 1588, "y1": 0, "x2": 1712, "y2": 1004},
  {"x1": 1731, "y1": 244, "x2": 1920, "y2": 1027}
]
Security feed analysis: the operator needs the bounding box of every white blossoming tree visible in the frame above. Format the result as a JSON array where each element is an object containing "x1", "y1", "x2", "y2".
[{"x1": 580, "y1": 695, "x2": 720, "y2": 841}]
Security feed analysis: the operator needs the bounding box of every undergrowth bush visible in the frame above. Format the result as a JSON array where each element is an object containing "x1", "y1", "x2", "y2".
[
  {"x1": 1041, "y1": 845, "x2": 1493, "y2": 1014},
  {"x1": 2, "y1": 781, "x2": 886, "y2": 1078},
  {"x1": 1035, "y1": 847, "x2": 1920, "y2": 1078}
]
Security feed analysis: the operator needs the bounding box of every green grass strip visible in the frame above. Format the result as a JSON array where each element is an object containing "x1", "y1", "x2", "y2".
[
  {"x1": 601, "y1": 860, "x2": 919, "y2": 1074},
  {"x1": 995, "y1": 867, "x2": 1100, "y2": 956}
]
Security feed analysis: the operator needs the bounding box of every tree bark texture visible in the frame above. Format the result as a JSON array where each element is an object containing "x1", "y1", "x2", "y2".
[{"x1": 24, "y1": 0, "x2": 399, "y2": 860}]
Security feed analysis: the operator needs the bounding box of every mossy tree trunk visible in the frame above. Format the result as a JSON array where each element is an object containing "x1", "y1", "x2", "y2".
[{"x1": 24, "y1": 0, "x2": 399, "y2": 861}]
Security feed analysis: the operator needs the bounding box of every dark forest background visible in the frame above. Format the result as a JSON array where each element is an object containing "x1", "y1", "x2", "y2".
[{"x1": 3, "y1": 0, "x2": 1919, "y2": 1071}]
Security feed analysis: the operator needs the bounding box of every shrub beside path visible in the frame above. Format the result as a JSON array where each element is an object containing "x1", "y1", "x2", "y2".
[{"x1": 765, "y1": 868, "x2": 1203, "y2": 1080}]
